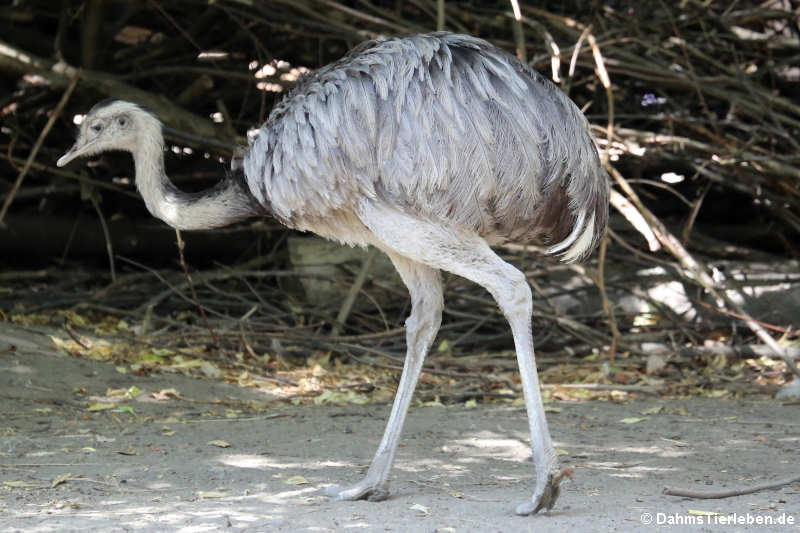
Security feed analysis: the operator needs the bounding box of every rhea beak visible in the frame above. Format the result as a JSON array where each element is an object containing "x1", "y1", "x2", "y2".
[{"x1": 56, "y1": 140, "x2": 94, "y2": 167}]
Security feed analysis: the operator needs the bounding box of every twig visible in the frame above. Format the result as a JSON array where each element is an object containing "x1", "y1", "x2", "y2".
[
  {"x1": 88, "y1": 188, "x2": 116, "y2": 282},
  {"x1": 595, "y1": 234, "x2": 620, "y2": 360},
  {"x1": 638, "y1": 342, "x2": 800, "y2": 361},
  {"x1": 680, "y1": 181, "x2": 710, "y2": 246},
  {"x1": 663, "y1": 474, "x2": 800, "y2": 499},
  {"x1": 331, "y1": 246, "x2": 379, "y2": 337},
  {"x1": 587, "y1": 30, "x2": 614, "y2": 158},
  {"x1": 520, "y1": 16, "x2": 561, "y2": 82},
  {"x1": 691, "y1": 298, "x2": 795, "y2": 335},
  {"x1": 0, "y1": 38, "x2": 233, "y2": 145},
  {"x1": 0, "y1": 152, "x2": 139, "y2": 198},
  {"x1": 508, "y1": 0, "x2": 526, "y2": 62},
  {"x1": 609, "y1": 189, "x2": 661, "y2": 252},
  {"x1": 541, "y1": 383, "x2": 662, "y2": 394},
  {"x1": 0, "y1": 74, "x2": 79, "y2": 226},
  {"x1": 174, "y1": 229, "x2": 220, "y2": 347},
  {"x1": 607, "y1": 164, "x2": 800, "y2": 378},
  {"x1": 64, "y1": 322, "x2": 91, "y2": 349}
]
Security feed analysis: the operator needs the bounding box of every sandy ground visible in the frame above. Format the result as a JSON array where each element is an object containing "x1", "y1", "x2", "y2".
[{"x1": 1, "y1": 322, "x2": 798, "y2": 533}]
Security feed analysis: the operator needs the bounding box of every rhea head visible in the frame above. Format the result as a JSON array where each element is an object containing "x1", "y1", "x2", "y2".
[
  {"x1": 57, "y1": 100, "x2": 161, "y2": 167},
  {"x1": 56, "y1": 99, "x2": 256, "y2": 230}
]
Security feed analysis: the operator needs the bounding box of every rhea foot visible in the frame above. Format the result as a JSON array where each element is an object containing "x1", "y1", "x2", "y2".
[
  {"x1": 325, "y1": 478, "x2": 390, "y2": 502},
  {"x1": 514, "y1": 467, "x2": 573, "y2": 516}
]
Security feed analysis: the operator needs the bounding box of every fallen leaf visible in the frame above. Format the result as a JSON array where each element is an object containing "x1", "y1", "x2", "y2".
[
  {"x1": 284, "y1": 475, "x2": 309, "y2": 485},
  {"x1": 314, "y1": 390, "x2": 369, "y2": 405},
  {"x1": 197, "y1": 491, "x2": 228, "y2": 499},
  {"x1": 116, "y1": 447, "x2": 138, "y2": 455},
  {"x1": 150, "y1": 388, "x2": 182, "y2": 401},
  {"x1": 51, "y1": 473, "x2": 73, "y2": 488},
  {"x1": 620, "y1": 417, "x2": 648, "y2": 424},
  {"x1": 87, "y1": 402, "x2": 115, "y2": 412},
  {"x1": 4, "y1": 480, "x2": 37, "y2": 488},
  {"x1": 448, "y1": 491, "x2": 464, "y2": 498},
  {"x1": 409, "y1": 503, "x2": 430, "y2": 516},
  {"x1": 208, "y1": 440, "x2": 231, "y2": 448},
  {"x1": 419, "y1": 397, "x2": 445, "y2": 407}
]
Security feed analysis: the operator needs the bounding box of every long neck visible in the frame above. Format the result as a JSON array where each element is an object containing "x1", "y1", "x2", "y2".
[{"x1": 134, "y1": 123, "x2": 257, "y2": 231}]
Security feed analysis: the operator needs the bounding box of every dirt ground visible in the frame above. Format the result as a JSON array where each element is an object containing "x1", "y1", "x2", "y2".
[{"x1": 1, "y1": 322, "x2": 798, "y2": 533}]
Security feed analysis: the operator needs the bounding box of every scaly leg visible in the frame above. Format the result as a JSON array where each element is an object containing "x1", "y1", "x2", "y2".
[
  {"x1": 327, "y1": 251, "x2": 443, "y2": 501},
  {"x1": 353, "y1": 201, "x2": 562, "y2": 514}
]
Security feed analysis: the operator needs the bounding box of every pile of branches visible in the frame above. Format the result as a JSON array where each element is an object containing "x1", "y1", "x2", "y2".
[{"x1": 1, "y1": 1, "x2": 798, "y2": 377}]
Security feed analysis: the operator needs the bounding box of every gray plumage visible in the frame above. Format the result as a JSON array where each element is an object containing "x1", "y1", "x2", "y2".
[
  {"x1": 58, "y1": 32, "x2": 609, "y2": 516},
  {"x1": 246, "y1": 33, "x2": 607, "y2": 260}
]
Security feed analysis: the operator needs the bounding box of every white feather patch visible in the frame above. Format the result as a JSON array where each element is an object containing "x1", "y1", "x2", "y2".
[
  {"x1": 561, "y1": 216, "x2": 596, "y2": 263},
  {"x1": 546, "y1": 210, "x2": 586, "y2": 255}
]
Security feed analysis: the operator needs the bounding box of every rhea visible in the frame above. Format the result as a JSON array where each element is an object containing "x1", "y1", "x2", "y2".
[{"x1": 58, "y1": 32, "x2": 608, "y2": 515}]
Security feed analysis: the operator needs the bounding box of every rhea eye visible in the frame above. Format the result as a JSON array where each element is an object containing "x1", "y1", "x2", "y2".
[
  {"x1": 118, "y1": 117, "x2": 127, "y2": 127},
  {"x1": 91, "y1": 123, "x2": 102, "y2": 133}
]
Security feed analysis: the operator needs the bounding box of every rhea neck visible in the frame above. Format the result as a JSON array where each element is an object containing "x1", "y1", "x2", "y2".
[{"x1": 132, "y1": 116, "x2": 257, "y2": 230}]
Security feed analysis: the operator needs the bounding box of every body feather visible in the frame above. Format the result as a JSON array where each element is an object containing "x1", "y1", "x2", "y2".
[{"x1": 243, "y1": 32, "x2": 608, "y2": 260}]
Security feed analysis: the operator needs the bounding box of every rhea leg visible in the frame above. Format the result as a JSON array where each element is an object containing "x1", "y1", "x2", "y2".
[
  {"x1": 327, "y1": 252, "x2": 443, "y2": 501},
  {"x1": 355, "y1": 201, "x2": 561, "y2": 514}
]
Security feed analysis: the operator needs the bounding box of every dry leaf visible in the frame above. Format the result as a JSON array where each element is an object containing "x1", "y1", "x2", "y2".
[
  {"x1": 409, "y1": 503, "x2": 430, "y2": 516},
  {"x1": 4, "y1": 480, "x2": 37, "y2": 488},
  {"x1": 284, "y1": 475, "x2": 309, "y2": 485},
  {"x1": 87, "y1": 402, "x2": 115, "y2": 412},
  {"x1": 116, "y1": 447, "x2": 138, "y2": 455},
  {"x1": 51, "y1": 473, "x2": 73, "y2": 488},
  {"x1": 207, "y1": 440, "x2": 232, "y2": 448},
  {"x1": 197, "y1": 490, "x2": 228, "y2": 499},
  {"x1": 620, "y1": 417, "x2": 648, "y2": 424},
  {"x1": 150, "y1": 389, "x2": 181, "y2": 402}
]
